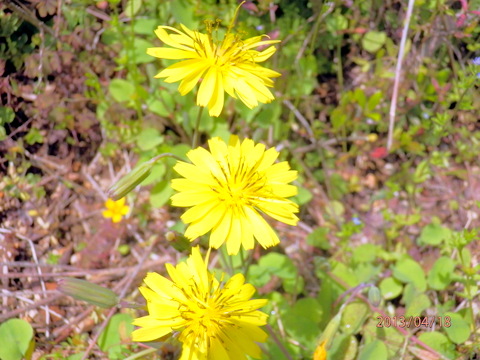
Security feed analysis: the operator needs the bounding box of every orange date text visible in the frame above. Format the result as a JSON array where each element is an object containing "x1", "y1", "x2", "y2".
[{"x1": 376, "y1": 316, "x2": 451, "y2": 328}]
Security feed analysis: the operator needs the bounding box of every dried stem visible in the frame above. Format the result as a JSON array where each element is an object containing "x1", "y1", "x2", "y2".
[{"x1": 387, "y1": 0, "x2": 415, "y2": 150}]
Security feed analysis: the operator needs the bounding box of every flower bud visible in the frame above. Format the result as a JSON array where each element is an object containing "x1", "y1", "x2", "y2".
[
  {"x1": 313, "y1": 341, "x2": 326, "y2": 360},
  {"x1": 58, "y1": 278, "x2": 118, "y2": 308},
  {"x1": 165, "y1": 231, "x2": 192, "y2": 252},
  {"x1": 368, "y1": 286, "x2": 382, "y2": 307},
  {"x1": 108, "y1": 161, "x2": 154, "y2": 200},
  {"x1": 314, "y1": 310, "x2": 342, "y2": 358}
]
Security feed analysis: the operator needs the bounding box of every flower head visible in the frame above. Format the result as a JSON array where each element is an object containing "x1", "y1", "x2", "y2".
[
  {"x1": 102, "y1": 198, "x2": 129, "y2": 223},
  {"x1": 472, "y1": 57, "x2": 480, "y2": 66},
  {"x1": 313, "y1": 341, "x2": 327, "y2": 360},
  {"x1": 146, "y1": 6, "x2": 281, "y2": 117},
  {"x1": 170, "y1": 135, "x2": 299, "y2": 255},
  {"x1": 132, "y1": 247, "x2": 268, "y2": 360}
]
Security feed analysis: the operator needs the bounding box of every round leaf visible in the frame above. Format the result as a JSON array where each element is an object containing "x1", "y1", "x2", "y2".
[
  {"x1": 379, "y1": 277, "x2": 403, "y2": 300},
  {"x1": 109, "y1": 79, "x2": 135, "y2": 103},
  {"x1": 340, "y1": 301, "x2": 369, "y2": 335},
  {"x1": 443, "y1": 312, "x2": 471, "y2": 344},
  {"x1": 427, "y1": 257, "x2": 455, "y2": 290},
  {"x1": 392, "y1": 258, "x2": 426, "y2": 292},
  {"x1": 417, "y1": 224, "x2": 451, "y2": 246},
  {"x1": 0, "y1": 319, "x2": 34, "y2": 360},
  {"x1": 362, "y1": 31, "x2": 387, "y2": 53},
  {"x1": 358, "y1": 340, "x2": 387, "y2": 360},
  {"x1": 418, "y1": 331, "x2": 455, "y2": 358}
]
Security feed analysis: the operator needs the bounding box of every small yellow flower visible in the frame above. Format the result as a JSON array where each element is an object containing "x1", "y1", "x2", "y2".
[
  {"x1": 313, "y1": 341, "x2": 327, "y2": 360},
  {"x1": 132, "y1": 247, "x2": 268, "y2": 360},
  {"x1": 102, "y1": 198, "x2": 129, "y2": 223},
  {"x1": 147, "y1": 6, "x2": 281, "y2": 117},
  {"x1": 170, "y1": 135, "x2": 299, "y2": 255}
]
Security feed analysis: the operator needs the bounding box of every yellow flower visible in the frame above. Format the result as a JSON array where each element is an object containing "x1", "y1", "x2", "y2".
[
  {"x1": 313, "y1": 341, "x2": 327, "y2": 360},
  {"x1": 170, "y1": 135, "x2": 299, "y2": 255},
  {"x1": 102, "y1": 198, "x2": 129, "y2": 223},
  {"x1": 146, "y1": 6, "x2": 281, "y2": 117},
  {"x1": 132, "y1": 247, "x2": 268, "y2": 360}
]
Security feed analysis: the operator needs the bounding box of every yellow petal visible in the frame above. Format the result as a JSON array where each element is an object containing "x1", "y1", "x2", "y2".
[
  {"x1": 234, "y1": 78, "x2": 258, "y2": 109},
  {"x1": 131, "y1": 325, "x2": 172, "y2": 342},
  {"x1": 225, "y1": 210, "x2": 243, "y2": 255},
  {"x1": 154, "y1": 26, "x2": 193, "y2": 49},
  {"x1": 244, "y1": 206, "x2": 279, "y2": 248},
  {"x1": 196, "y1": 66, "x2": 218, "y2": 107},
  {"x1": 210, "y1": 209, "x2": 232, "y2": 249},
  {"x1": 207, "y1": 70, "x2": 224, "y2": 117},
  {"x1": 147, "y1": 47, "x2": 195, "y2": 60}
]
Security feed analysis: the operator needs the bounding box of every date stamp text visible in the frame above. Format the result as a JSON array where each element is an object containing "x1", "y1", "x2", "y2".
[{"x1": 376, "y1": 316, "x2": 451, "y2": 328}]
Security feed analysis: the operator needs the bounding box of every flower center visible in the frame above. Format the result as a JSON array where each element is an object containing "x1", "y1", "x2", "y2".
[
  {"x1": 182, "y1": 298, "x2": 225, "y2": 332},
  {"x1": 211, "y1": 159, "x2": 269, "y2": 206}
]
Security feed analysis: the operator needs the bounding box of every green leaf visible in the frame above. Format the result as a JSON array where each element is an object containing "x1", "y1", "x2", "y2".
[
  {"x1": 133, "y1": 19, "x2": 157, "y2": 35},
  {"x1": 427, "y1": 257, "x2": 455, "y2": 290},
  {"x1": 443, "y1": 312, "x2": 471, "y2": 344},
  {"x1": 329, "y1": 334, "x2": 358, "y2": 360},
  {"x1": 412, "y1": 160, "x2": 431, "y2": 184},
  {"x1": 355, "y1": 263, "x2": 381, "y2": 284},
  {"x1": 417, "y1": 223, "x2": 451, "y2": 246},
  {"x1": 340, "y1": 301, "x2": 369, "y2": 335},
  {"x1": 150, "y1": 180, "x2": 173, "y2": 208},
  {"x1": 283, "y1": 276, "x2": 304, "y2": 295},
  {"x1": 98, "y1": 314, "x2": 133, "y2": 360},
  {"x1": 361, "y1": 31, "x2": 387, "y2": 53},
  {"x1": 405, "y1": 292, "x2": 431, "y2": 317},
  {"x1": 25, "y1": 128, "x2": 44, "y2": 145},
  {"x1": 257, "y1": 253, "x2": 297, "y2": 280},
  {"x1": 135, "y1": 128, "x2": 164, "y2": 151},
  {"x1": 352, "y1": 244, "x2": 379, "y2": 264},
  {"x1": 121, "y1": 38, "x2": 155, "y2": 64},
  {"x1": 249, "y1": 253, "x2": 302, "y2": 293},
  {"x1": 325, "y1": 200, "x2": 345, "y2": 219},
  {"x1": 67, "y1": 353, "x2": 85, "y2": 360},
  {"x1": 0, "y1": 318, "x2": 34, "y2": 360},
  {"x1": 331, "y1": 261, "x2": 359, "y2": 287},
  {"x1": 366, "y1": 91, "x2": 382, "y2": 111},
  {"x1": 171, "y1": 0, "x2": 198, "y2": 29},
  {"x1": 418, "y1": 331, "x2": 456, "y2": 358},
  {"x1": 141, "y1": 162, "x2": 166, "y2": 186},
  {"x1": 306, "y1": 227, "x2": 331, "y2": 250},
  {"x1": 210, "y1": 119, "x2": 230, "y2": 140},
  {"x1": 392, "y1": 258, "x2": 426, "y2": 292},
  {"x1": 147, "y1": 98, "x2": 170, "y2": 117},
  {"x1": 247, "y1": 264, "x2": 271, "y2": 288},
  {"x1": 0, "y1": 106, "x2": 15, "y2": 125},
  {"x1": 331, "y1": 107, "x2": 347, "y2": 130},
  {"x1": 379, "y1": 277, "x2": 403, "y2": 300},
  {"x1": 255, "y1": 102, "x2": 281, "y2": 129},
  {"x1": 283, "y1": 298, "x2": 323, "y2": 350},
  {"x1": 358, "y1": 340, "x2": 388, "y2": 360},
  {"x1": 109, "y1": 79, "x2": 136, "y2": 103},
  {"x1": 326, "y1": 13, "x2": 348, "y2": 32},
  {"x1": 124, "y1": 0, "x2": 142, "y2": 17}
]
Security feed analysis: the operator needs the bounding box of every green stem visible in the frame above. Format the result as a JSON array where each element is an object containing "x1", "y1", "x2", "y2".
[
  {"x1": 219, "y1": 247, "x2": 233, "y2": 275},
  {"x1": 265, "y1": 324, "x2": 294, "y2": 360},
  {"x1": 336, "y1": 37, "x2": 344, "y2": 90},
  {"x1": 123, "y1": 347, "x2": 157, "y2": 360},
  {"x1": 192, "y1": 106, "x2": 204, "y2": 148},
  {"x1": 458, "y1": 249, "x2": 477, "y2": 336},
  {"x1": 240, "y1": 247, "x2": 252, "y2": 278}
]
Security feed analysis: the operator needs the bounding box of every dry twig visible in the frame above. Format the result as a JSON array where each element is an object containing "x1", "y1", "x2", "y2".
[{"x1": 387, "y1": 0, "x2": 415, "y2": 150}]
